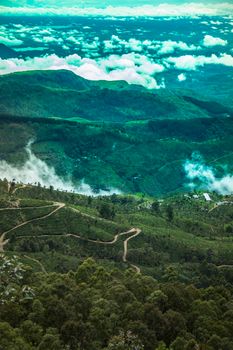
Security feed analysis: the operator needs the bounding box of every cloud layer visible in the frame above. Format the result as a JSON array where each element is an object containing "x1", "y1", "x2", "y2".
[
  {"x1": 184, "y1": 152, "x2": 233, "y2": 195},
  {"x1": 0, "y1": 142, "x2": 121, "y2": 196},
  {"x1": 0, "y1": 53, "x2": 165, "y2": 89},
  {"x1": 1, "y1": 3, "x2": 233, "y2": 16}
]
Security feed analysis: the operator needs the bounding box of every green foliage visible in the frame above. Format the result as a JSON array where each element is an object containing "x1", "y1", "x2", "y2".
[
  {"x1": 106, "y1": 331, "x2": 144, "y2": 350},
  {"x1": 1, "y1": 256, "x2": 233, "y2": 350},
  {"x1": 99, "y1": 203, "x2": 116, "y2": 220},
  {"x1": 1, "y1": 70, "x2": 225, "y2": 122},
  {"x1": 1, "y1": 71, "x2": 233, "y2": 196}
]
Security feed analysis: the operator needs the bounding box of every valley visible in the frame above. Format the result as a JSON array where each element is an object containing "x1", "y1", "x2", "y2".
[{"x1": 1, "y1": 71, "x2": 233, "y2": 196}]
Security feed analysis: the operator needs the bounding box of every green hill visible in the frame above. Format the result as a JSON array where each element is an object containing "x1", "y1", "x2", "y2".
[{"x1": 1, "y1": 70, "x2": 232, "y2": 122}]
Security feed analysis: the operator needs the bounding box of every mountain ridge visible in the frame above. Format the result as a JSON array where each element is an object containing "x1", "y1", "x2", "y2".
[{"x1": 1, "y1": 69, "x2": 231, "y2": 122}]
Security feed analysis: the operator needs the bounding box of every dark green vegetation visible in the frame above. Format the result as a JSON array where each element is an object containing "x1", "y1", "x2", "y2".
[
  {"x1": 0, "y1": 172, "x2": 233, "y2": 350},
  {"x1": 1, "y1": 113, "x2": 233, "y2": 195},
  {"x1": 1, "y1": 70, "x2": 233, "y2": 196},
  {"x1": 1, "y1": 70, "x2": 232, "y2": 121},
  {"x1": 1, "y1": 180, "x2": 233, "y2": 349},
  {"x1": 1, "y1": 256, "x2": 233, "y2": 350}
]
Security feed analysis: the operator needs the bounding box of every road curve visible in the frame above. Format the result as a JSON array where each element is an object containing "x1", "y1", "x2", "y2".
[{"x1": 0, "y1": 203, "x2": 141, "y2": 273}]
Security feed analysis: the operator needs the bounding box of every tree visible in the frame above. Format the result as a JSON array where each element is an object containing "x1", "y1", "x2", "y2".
[
  {"x1": 166, "y1": 205, "x2": 174, "y2": 221},
  {"x1": 0, "y1": 322, "x2": 32, "y2": 350},
  {"x1": 61, "y1": 320, "x2": 85, "y2": 350},
  {"x1": 155, "y1": 342, "x2": 169, "y2": 350},
  {"x1": 19, "y1": 320, "x2": 43, "y2": 347},
  {"x1": 170, "y1": 336, "x2": 187, "y2": 350},
  {"x1": 38, "y1": 328, "x2": 63, "y2": 350},
  {"x1": 107, "y1": 330, "x2": 144, "y2": 350},
  {"x1": 151, "y1": 201, "x2": 160, "y2": 213},
  {"x1": 99, "y1": 203, "x2": 115, "y2": 220}
]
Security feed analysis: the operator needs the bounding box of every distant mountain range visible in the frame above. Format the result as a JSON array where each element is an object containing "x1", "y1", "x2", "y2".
[
  {"x1": 0, "y1": 43, "x2": 18, "y2": 59},
  {"x1": 1, "y1": 70, "x2": 232, "y2": 122}
]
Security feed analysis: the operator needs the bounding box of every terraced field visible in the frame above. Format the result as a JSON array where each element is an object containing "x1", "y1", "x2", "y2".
[{"x1": 1, "y1": 179, "x2": 233, "y2": 280}]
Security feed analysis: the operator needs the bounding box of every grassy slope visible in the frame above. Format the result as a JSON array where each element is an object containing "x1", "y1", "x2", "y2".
[
  {"x1": 1, "y1": 115, "x2": 233, "y2": 196},
  {"x1": 1, "y1": 180, "x2": 233, "y2": 283},
  {"x1": 1, "y1": 70, "x2": 232, "y2": 122}
]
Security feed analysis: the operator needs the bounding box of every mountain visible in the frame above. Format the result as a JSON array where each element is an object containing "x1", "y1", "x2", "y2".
[
  {"x1": 1, "y1": 70, "x2": 232, "y2": 122},
  {"x1": 0, "y1": 43, "x2": 18, "y2": 59}
]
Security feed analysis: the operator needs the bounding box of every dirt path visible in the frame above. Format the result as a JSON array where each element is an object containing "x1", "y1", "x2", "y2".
[
  {"x1": 0, "y1": 233, "x2": 9, "y2": 253},
  {"x1": 16, "y1": 228, "x2": 142, "y2": 273},
  {"x1": 23, "y1": 255, "x2": 47, "y2": 274},
  {"x1": 208, "y1": 201, "x2": 233, "y2": 213},
  {"x1": 12, "y1": 184, "x2": 27, "y2": 194},
  {"x1": 123, "y1": 228, "x2": 141, "y2": 273},
  {"x1": 0, "y1": 205, "x2": 56, "y2": 212},
  {"x1": 68, "y1": 228, "x2": 141, "y2": 272},
  {"x1": 0, "y1": 203, "x2": 141, "y2": 273},
  {"x1": 217, "y1": 264, "x2": 233, "y2": 269},
  {"x1": 0, "y1": 203, "x2": 65, "y2": 249}
]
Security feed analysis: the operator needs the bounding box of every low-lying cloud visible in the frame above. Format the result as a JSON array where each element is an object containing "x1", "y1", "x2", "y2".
[
  {"x1": 184, "y1": 152, "x2": 233, "y2": 195},
  {"x1": 0, "y1": 141, "x2": 121, "y2": 197},
  {"x1": 0, "y1": 36, "x2": 23, "y2": 47},
  {"x1": 166, "y1": 53, "x2": 233, "y2": 70},
  {"x1": 202, "y1": 35, "x2": 228, "y2": 47},
  {"x1": 0, "y1": 53, "x2": 165, "y2": 89}
]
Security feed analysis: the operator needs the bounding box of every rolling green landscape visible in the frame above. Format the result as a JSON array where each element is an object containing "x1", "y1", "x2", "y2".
[
  {"x1": 1, "y1": 70, "x2": 233, "y2": 196},
  {"x1": 1, "y1": 4, "x2": 233, "y2": 348},
  {"x1": 1, "y1": 71, "x2": 233, "y2": 350}
]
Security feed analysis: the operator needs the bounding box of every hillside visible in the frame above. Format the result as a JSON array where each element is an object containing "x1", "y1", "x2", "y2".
[
  {"x1": 1, "y1": 179, "x2": 233, "y2": 278},
  {"x1": 0, "y1": 43, "x2": 18, "y2": 59},
  {"x1": 1, "y1": 70, "x2": 232, "y2": 122},
  {"x1": 1, "y1": 181, "x2": 233, "y2": 349},
  {"x1": 1, "y1": 114, "x2": 233, "y2": 196}
]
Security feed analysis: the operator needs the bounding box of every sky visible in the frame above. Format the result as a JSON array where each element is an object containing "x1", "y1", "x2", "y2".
[
  {"x1": 1, "y1": 1, "x2": 233, "y2": 17},
  {"x1": 0, "y1": 0, "x2": 229, "y2": 6},
  {"x1": 0, "y1": 0, "x2": 232, "y2": 90}
]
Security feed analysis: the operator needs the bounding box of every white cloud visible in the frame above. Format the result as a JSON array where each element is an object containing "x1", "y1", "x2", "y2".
[
  {"x1": 202, "y1": 35, "x2": 228, "y2": 47},
  {"x1": 177, "y1": 73, "x2": 187, "y2": 82},
  {"x1": 157, "y1": 40, "x2": 200, "y2": 55},
  {"x1": 14, "y1": 47, "x2": 47, "y2": 52},
  {"x1": 1, "y1": 3, "x2": 233, "y2": 17},
  {"x1": 166, "y1": 53, "x2": 233, "y2": 70},
  {"x1": 0, "y1": 36, "x2": 23, "y2": 47},
  {"x1": 0, "y1": 141, "x2": 121, "y2": 196},
  {"x1": 184, "y1": 152, "x2": 233, "y2": 195},
  {"x1": 103, "y1": 36, "x2": 201, "y2": 56},
  {"x1": 0, "y1": 53, "x2": 165, "y2": 89}
]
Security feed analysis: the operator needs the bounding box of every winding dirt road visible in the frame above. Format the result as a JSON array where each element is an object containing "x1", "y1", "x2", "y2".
[
  {"x1": 0, "y1": 203, "x2": 64, "y2": 249},
  {"x1": 0, "y1": 202, "x2": 141, "y2": 273}
]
